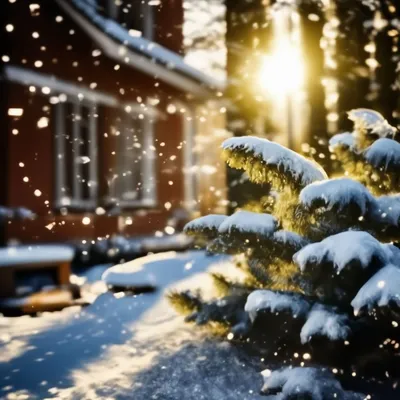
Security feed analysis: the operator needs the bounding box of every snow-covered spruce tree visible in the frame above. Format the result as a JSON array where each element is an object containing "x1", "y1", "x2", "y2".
[{"x1": 168, "y1": 109, "x2": 400, "y2": 396}]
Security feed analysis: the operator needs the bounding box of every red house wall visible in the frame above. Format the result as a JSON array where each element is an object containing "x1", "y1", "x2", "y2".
[{"x1": 3, "y1": 0, "x2": 189, "y2": 243}]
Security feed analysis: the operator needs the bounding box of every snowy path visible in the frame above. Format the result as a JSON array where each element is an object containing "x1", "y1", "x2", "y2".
[{"x1": 0, "y1": 251, "x2": 264, "y2": 399}]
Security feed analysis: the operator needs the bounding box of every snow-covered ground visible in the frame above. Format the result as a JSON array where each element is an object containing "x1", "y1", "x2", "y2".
[{"x1": 0, "y1": 251, "x2": 265, "y2": 399}]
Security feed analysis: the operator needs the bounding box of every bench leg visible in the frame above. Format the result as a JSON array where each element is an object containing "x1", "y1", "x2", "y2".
[{"x1": 58, "y1": 262, "x2": 71, "y2": 286}]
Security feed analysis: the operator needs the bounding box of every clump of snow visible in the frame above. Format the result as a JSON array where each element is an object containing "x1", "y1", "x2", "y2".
[
  {"x1": 300, "y1": 305, "x2": 351, "y2": 344},
  {"x1": 184, "y1": 214, "x2": 227, "y2": 233},
  {"x1": 364, "y1": 138, "x2": 400, "y2": 170},
  {"x1": 0, "y1": 245, "x2": 74, "y2": 267},
  {"x1": 300, "y1": 178, "x2": 375, "y2": 215},
  {"x1": 222, "y1": 136, "x2": 327, "y2": 186},
  {"x1": 262, "y1": 367, "x2": 365, "y2": 399},
  {"x1": 348, "y1": 108, "x2": 396, "y2": 137},
  {"x1": 329, "y1": 132, "x2": 355, "y2": 150},
  {"x1": 103, "y1": 251, "x2": 179, "y2": 288},
  {"x1": 294, "y1": 231, "x2": 390, "y2": 273},
  {"x1": 245, "y1": 290, "x2": 311, "y2": 322},
  {"x1": 371, "y1": 194, "x2": 400, "y2": 227},
  {"x1": 218, "y1": 211, "x2": 277, "y2": 237},
  {"x1": 351, "y1": 264, "x2": 400, "y2": 313},
  {"x1": 272, "y1": 230, "x2": 309, "y2": 249}
]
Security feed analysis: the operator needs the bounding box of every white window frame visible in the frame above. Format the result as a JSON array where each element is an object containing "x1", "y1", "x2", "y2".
[
  {"x1": 109, "y1": 101, "x2": 157, "y2": 209},
  {"x1": 54, "y1": 99, "x2": 99, "y2": 210}
]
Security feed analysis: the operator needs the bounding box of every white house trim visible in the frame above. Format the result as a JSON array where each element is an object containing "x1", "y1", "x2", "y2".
[
  {"x1": 56, "y1": 0, "x2": 224, "y2": 98},
  {"x1": 5, "y1": 65, "x2": 118, "y2": 107}
]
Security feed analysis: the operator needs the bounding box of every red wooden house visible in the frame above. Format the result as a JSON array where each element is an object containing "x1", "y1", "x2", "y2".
[{"x1": 1, "y1": 0, "x2": 229, "y2": 244}]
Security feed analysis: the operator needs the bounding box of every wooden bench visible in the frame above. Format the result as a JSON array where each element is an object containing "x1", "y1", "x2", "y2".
[{"x1": 0, "y1": 245, "x2": 74, "y2": 299}]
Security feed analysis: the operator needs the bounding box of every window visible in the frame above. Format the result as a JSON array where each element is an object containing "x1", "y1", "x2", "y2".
[
  {"x1": 54, "y1": 100, "x2": 98, "y2": 210},
  {"x1": 110, "y1": 108, "x2": 156, "y2": 207},
  {"x1": 97, "y1": 0, "x2": 154, "y2": 40}
]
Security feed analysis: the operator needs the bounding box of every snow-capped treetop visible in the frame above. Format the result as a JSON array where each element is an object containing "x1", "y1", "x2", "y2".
[
  {"x1": 364, "y1": 138, "x2": 400, "y2": 170},
  {"x1": 300, "y1": 304, "x2": 351, "y2": 344},
  {"x1": 218, "y1": 210, "x2": 278, "y2": 237},
  {"x1": 262, "y1": 367, "x2": 365, "y2": 399},
  {"x1": 299, "y1": 178, "x2": 376, "y2": 215},
  {"x1": 221, "y1": 136, "x2": 327, "y2": 187},
  {"x1": 328, "y1": 132, "x2": 355, "y2": 150},
  {"x1": 348, "y1": 108, "x2": 386, "y2": 128},
  {"x1": 351, "y1": 264, "x2": 400, "y2": 314},
  {"x1": 348, "y1": 108, "x2": 396, "y2": 138},
  {"x1": 371, "y1": 194, "x2": 400, "y2": 227},
  {"x1": 184, "y1": 214, "x2": 227, "y2": 234},
  {"x1": 294, "y1": 231, "x2": 391, "y2": 274},
  {"x1": 245, "y1": 290, "x2": 311, "y2": 322},
  {"x1": 272, "y1": 230, "x2": 309, "y2": 250}
]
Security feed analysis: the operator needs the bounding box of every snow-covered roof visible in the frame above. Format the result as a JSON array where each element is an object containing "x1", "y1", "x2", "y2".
[
  {"x1": 0, "y1": 245, "x2": 74, "y2": 267},
  {"x1": 222, "y1": 136, "x2": 327, "y2": 187},
  {"x1": 300, "y1": 178, "x2": 375, "y2": 215},
  {"x1": 58, "y1": 0, "x2": 225, "y2": 96},
  {"x1": 218, "y1": 211, "x2": 277, "y2": 237},
  {"x1": 300, "y1": 305, "x2": 351, "y2": 344},
  {"x1": 245, "y1": 290, "x2": 311, "y2": 322},
  {"x1": 351, "y1": 264, "x2": 400, "y2": 313},
  {"x1": 364, "y1": 138, "x2": 400, "y2": 170},
  {"x1": 294, "y1": 231, "x2": 392, "y2": 274}
]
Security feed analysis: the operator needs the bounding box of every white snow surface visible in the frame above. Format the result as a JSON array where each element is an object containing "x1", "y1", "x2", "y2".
[
  {"x1": 300, "y1": 178, "x2": 375, "y2": 215},
  {"x1": 351, "y1": 264, "x2": 400, "y2": 312},
  {"x1": 245, "y1": 290, "x2": 311, "y2": 322},
  {"x1": 373, "y1": 194, "x2": 400, "y2": 227},
  {"x1": 0, "y1": 245, "x2": 74, "y2": 267},
  {"x1": 300, "y1": 305, "x2": 351, "y2": 344},
  {"x1": 262, "y1": 367, "x2": 364, "y2": 400},
  {"x1": 222, "y1": 136, "x2": 327, "y2": 186},
  {"x1": 293, "y1": 231, "x2": 391, "y2": 273},
  {"x1": 218, "y1": 211, "x2": 277, "y2": 237},
  {"x1": 184, "y1": 214, "x2": 227, "y2": 232},
  {"x1": 364, "y1": 138, "x2": 400, "y2": 169},
  {"x1": 329, "y1": 132, "x2": 355, "y2": 150},
  {"x1": 0, "y1": 251, "x2": 268, "y2": 400}
]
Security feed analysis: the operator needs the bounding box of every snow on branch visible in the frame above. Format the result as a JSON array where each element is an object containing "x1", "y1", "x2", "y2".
[
  {"x1": 348, "y1": 108, "x2": 397, "y2": 138},
  {"x1": 272, "y1": 230, "x2": 309, "y2": 252},
  {"x1": 245, "y1": 290, "x2": 311, "y2": 322},
  {"x1": 184, "y1": 214, "x2": 227, "y2": 236},
  {"x1": 300, "y1": 178, "x2": 376, "y2": 215},
  {"x1": 351, "y1": 264, "x2": 400, "y2": 315},
  {"x1": 328, "y1": 132, "x2": 355, "y2": 151},
  {"x1": 293, "y1": 231, "x2": 392, "y2": 274},
  {"x1": 364, "y1": 138, "x2": 400, "y2": 171},
  {"x1": 218, "y1": 210, "x2": 278, "y2": 237},
  {"x1": 300, "y1": 305, "x2": 351, "y2": 344},
  {"x1": 221, "y1": 136, "x2": 327, "y2": 189},
  {"x1": 261, "y1": 367, "x2": 365, "y2": 399}
]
